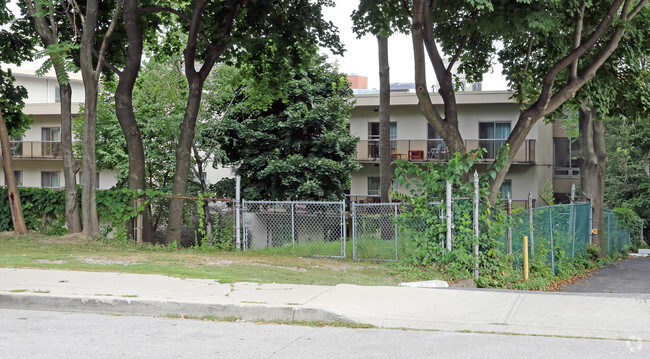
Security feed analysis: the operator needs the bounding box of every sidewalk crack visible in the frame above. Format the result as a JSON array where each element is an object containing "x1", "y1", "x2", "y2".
[
  {"x1": 503, "y1": 294, "x2": 523, "y2": 324},
  {"x1": 266, "y1": 327, "x2": 319, "y2": 359}
]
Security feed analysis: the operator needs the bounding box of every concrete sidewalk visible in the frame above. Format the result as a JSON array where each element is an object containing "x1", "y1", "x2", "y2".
[{"x1": 1, "y1": 268, "x2": 649, "y2": 341}]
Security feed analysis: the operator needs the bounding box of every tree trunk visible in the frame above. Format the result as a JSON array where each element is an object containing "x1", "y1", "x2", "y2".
[
  {"x1": 24, "y1": 0, "x2": 82, "y2": 233},
  {"x1": 165, "y1": 83, "x2": 205, "y2": 245},
  {"x1": 377, "y1": 35, "x2": 391, "y2": 203},
  {"x1": 578, "y1": 104, "x2": 608, "y2": 257},
  {"x1": 59, "y1": 82, "x2": 82, "y2": 233},
  {"x1": 0, "y1": 112, "x2": 27, "y2": 234},
  {"x1": 114, "y1": 0, "x2": 153, "y2": 242},
  {"x1": 79, "y1": 0, "x2": 103, "y2": 237}
]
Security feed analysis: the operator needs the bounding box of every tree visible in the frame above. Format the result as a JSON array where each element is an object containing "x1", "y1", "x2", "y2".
[
  {"x1": 213, "y1": 56, "x2": 359, "y2": 201},
  {"x1": 149, "y1": 0, "x2": 343, "y2": 245},
  {"x1": 21, "y1": 0, "x2": 82, "y2": 233},
  {"x1": 352, "y1": 1, "x2": 411, "y2": 203},
  {"x1": 356, "y1": 0, "x2": 649, "y2": 204},
  {"x1": 0, "y1": 0, "x2": 34, "y2": 234},
  {"x1": 77, "y1": 0, "x2": 122, "y2": 236}
]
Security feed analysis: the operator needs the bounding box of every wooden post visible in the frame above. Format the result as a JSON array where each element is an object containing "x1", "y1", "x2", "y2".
[
  {"x1": 523, "y1": 235, "x2": 529, "y2": 280},
  {"x1": 135, "y1": 197, "x2": 143, "y2": 244}
]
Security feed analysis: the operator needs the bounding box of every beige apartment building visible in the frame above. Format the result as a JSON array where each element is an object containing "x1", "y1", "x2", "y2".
[
  {"x1": 0, "y1": 68, "x2": 118, "y2": 189},
  {"x1": 347, "y1": 91, "x2": 579, "y2": 205}
]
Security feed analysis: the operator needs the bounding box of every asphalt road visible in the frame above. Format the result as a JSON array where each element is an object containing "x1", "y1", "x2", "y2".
[
  {"x1": 560, "y1": 256, "x2": 650, "y2": 294},
  {"x1": 1, "y1": 309, "x2": 646, "y2": 358}
]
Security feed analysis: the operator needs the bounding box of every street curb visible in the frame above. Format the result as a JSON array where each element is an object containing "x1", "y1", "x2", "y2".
[{"x1": 0, "y1": 293, "x2": 348, "y2": 323}]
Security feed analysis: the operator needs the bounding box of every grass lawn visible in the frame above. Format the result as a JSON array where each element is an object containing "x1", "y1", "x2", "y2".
[{"x1": 0, "y1": 232, "x2": 444, "y2": 286}]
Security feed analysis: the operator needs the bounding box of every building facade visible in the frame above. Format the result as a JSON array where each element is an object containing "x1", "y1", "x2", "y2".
[
  {"x1": 347, "y1": 91, "x2": 580, "y2": 205},
  {"x1": 1, "y1": 68, "x2": 118, "y2": 189}
]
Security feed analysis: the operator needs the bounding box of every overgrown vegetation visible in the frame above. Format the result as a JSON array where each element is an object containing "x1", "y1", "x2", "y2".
[{"x1": 393, "y1": 147, "x2": 630, "y2": 289}]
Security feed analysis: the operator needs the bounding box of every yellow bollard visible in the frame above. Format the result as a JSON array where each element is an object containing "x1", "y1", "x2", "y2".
[{"x1": 523, "y1": 235, "x2": 529, "y2": 281}]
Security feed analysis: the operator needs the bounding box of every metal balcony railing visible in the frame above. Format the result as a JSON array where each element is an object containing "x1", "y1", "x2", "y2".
[
  {"x1": 1, "y1": 141, "x2": 63, "y2": 159},
  {"x1": 356, "y1": 139, "x2": 535, "y2": 164}
]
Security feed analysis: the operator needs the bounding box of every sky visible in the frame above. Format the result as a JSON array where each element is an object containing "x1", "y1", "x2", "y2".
[
  {"x1": 4, "y1": 0, "x2": 507, "y2": 91},
  {"x1": 321, "y1": 0, "x2": 508, "y2": 91}
]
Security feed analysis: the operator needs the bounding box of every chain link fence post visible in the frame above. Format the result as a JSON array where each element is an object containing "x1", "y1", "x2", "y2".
[
  {"x1": 528, "y1": 193, "x2": 534, "y2": 256},
  {"x1": 473, "y1": 171, "x2": 479, "y2": 280},
  {"x1": 352, "y1": 202, "x2": 357, "y2": 260},
  {"x1": 446, "y1": 181, "x2": 452, "y2": 251}
]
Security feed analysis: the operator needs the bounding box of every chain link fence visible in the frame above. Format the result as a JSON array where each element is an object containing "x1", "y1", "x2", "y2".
[
  {"x1": 351, "y1": 202, "x2": 443, "y2": 261},
  {"x1": 138, "y1": 194, "x2": 235, "y2": 248},
  {"x1": 604, "y1": 209, "x2": 632, "y2": 254},
  {"x1": 241, "y1": 200, "x2": 346, "y2": 258},
  {"x1": 502, "y1": 202, "x2": 631, "y2": 273}
]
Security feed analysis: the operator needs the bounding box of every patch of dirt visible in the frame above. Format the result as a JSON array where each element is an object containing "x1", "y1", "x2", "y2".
[
  {"x1": 37, "y1": 259, "x2": 68, "y2": 264},
  {"x1": 449, "y1": 278, "x2": 476, "y2": 288},
  {"x1": 78, "y1": 257, "x2": 142, "y2": 266}
]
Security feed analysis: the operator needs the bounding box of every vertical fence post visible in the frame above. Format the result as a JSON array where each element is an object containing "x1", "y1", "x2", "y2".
[
  {"x1": 607, "y1": 211, "x2": 611, "y2": 254},
  {"x1": 507, "y1": 192, "x2": 512, "y2": 255},
  {"x1": 588, "y1": 200, "x2": 593, "y2": 245},
  {"x1": 523, "y1": 235, "x2": 529, "y2": 281},
  {"x1": 446, "y1": 181, "x2": 452, "y2": 251},
  {"x1": 549, "y1": 207, "x2": 555, "y2": 274},
  {"x1": 341, "y1": 201, "x2": 346, "y2": 258},
  {"x1": 291, "y1": 202, "x2": 296, "y2": 248},
  {"x1": 352, "y1": 202, "x2": 357, "y2": 260},
  {"x1": 529, "y1": 193, "x2": 534, "y2": 256},
  {"x1": 235, "y1": 175, "x2": 241, "y2": 250},
  {"x1": 473, "y1": 171, "x2": 479, "y2": 280},
  {"x1": 135, "y1": 197, "x2": 143, "y2": 244},
  {"x1": 394, "y1": 203, "x2": 399, "y2": 261},
  {"x1": 242, "y1": 200, "x2": 248, "y2": 251}
]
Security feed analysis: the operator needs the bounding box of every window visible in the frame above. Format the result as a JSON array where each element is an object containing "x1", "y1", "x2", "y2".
[
  {"x1": 42, "y1": 127, "x2": 61, "y2": 156},
  {"x1": 14, "y1": 171, "x2": 22, "y2": 187},
  {"x1": 55, "y1": 86, "x2": 61, "y2": 103},
  {"x1": 499, "y1": 180, "x2": 512, "y2": 200},
  {"x1": 10, "y1": 135, "x2": 22, "y2": 156},
  {"x1": 554, "y1": 138, "x2": 580, "y2": 176},
  {"x1": 368, "y1": 122, "x2": 397, "y2": 159},
  {"x1": 367, "y1": 177, "x2": 397, "y2": 196},
  {"x1": 471, "y1": 82, "x2": 482, "y2": 91},
  {"x1": 79, "y1": 172, "x2": 100, "y2": 189},
  {"x1": 41, "y1": 171, "x2": 60, "y2": 188},
  {"x1": 479, "y1": 122, "x2": 511, "y2": 158},
  {"x1": 427, "y1": 124, "x2": 447, "y2": 159}
]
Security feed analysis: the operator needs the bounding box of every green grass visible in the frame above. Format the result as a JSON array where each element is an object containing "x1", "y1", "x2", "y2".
[{"x1": 0, "y1": 233, "x2": 445, "y2": 286}]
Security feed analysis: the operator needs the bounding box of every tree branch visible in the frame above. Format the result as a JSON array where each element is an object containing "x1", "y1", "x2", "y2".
[
  {"x1": 201, "y1": 0, "x2": 249, "y2": 80},
  {"x1": 570, "y1": 2, "x2": 585, "y2": 81},
  {"x1": 94, "y1": 0, "x2": 123, "y2": 79},
  {"x1": 447, "y1": 35, "x2": 468, "y2": 72},
  {"x1": 626, "y1": 0, "x2": 648, "y2": 20},
  {"x1": 530, "y1": 0, "x2": 625, "y2": 114}
]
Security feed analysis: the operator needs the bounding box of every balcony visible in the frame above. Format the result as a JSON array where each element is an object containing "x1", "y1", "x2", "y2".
[
  {"x1": 356, "y1": 139, "x2": 535, "y2": 164},
  {"x1": 1, "y1": 141, "x2": 63, "y2": 159}
]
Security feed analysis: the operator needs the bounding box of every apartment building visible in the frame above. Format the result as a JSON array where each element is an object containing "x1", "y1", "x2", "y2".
[
  {"x1": 347, "y1": 91, "x2": 580, "y2": 205},
  {"x1": 0, "y1": 68, "x2": 118, "y2": 189}
]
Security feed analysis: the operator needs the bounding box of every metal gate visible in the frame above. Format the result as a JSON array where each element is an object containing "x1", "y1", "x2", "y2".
[{"x1": 242, "y1": 200, "x2": 346, "y2": 258}]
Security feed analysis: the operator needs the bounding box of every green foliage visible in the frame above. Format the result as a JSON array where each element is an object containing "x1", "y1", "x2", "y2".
[
  {"x1": 0, "y1": 187, "x2": 66, "y2": 235},
  {"x1": 214, "y1": 55, "x2": 359, "y2": 201},
  {"x1": 87, "y1": 58, "x2": 187, "y2": 190},
  {"x1": 0, "y1": 68, "x2": 32, "y2": 136},
  {"x1": 34, "y1": 42, "x2": 79, "y2": 85},
  {"x1": 209, "y1": 178, "x2": 236, "y2": 199},
  {"x1": 613, "y1": 207, "x2": 645, "y2": 248},
  {"x1": 394, "y1": 147, "x2": 513, "y2": 284}
]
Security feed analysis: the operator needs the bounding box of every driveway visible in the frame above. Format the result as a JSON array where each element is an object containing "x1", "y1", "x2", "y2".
[{"x1": 560, "y1": 256, "x2": 650, "y2": 294}]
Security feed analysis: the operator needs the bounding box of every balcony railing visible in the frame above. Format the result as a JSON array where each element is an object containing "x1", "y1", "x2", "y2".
[
  {"x1": 356, "y1": 139, "x2": 535, "y2": 164},
  {"x1": 1, "y1": 141, "x2": 63, "y2": 159}
]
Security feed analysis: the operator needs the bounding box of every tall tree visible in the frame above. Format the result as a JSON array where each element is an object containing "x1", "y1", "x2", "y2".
[
  {"x1": 148, "y1": 0, "x2": 343, "y2": 245},
  {"x1": 0, "y1": 0, "x2": 34, "y2": 234},
  {"x1": 78, "y1": 0, "x2": 122, "y2": 236},
  {"x1": 213, "y1": 56, "x2": 358, "y2": 201},
  {"x1": 357, "y1": 0, "x2": 649, "y2": 204},
  {"x1": 352, "y1": 1, "x2": 410, "y2": 203},
  {"x1": 22, "y1": 0, "x2": 82, "y2": 233}
]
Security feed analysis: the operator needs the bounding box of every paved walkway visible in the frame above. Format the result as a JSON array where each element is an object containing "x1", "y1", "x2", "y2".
[
  {"x1": 561, "y1": 257, "x2": 650, "y2": 294},
  {"x1": 1, "y1": 268, "x2": 649, "y2": 341}
]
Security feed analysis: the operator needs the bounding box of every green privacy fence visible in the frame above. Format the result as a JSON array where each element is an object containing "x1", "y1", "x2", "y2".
[{"x1": 503, "y1": 202, "x2": 631, "y2": 272}]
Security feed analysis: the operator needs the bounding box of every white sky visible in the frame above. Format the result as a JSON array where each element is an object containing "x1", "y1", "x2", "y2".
[
  {"x1": 4, "y1": 0, "x2": 508, "y2": 91},
  {"x1": 322, "y1": 0, "x2": 508, "y2": 91}
]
